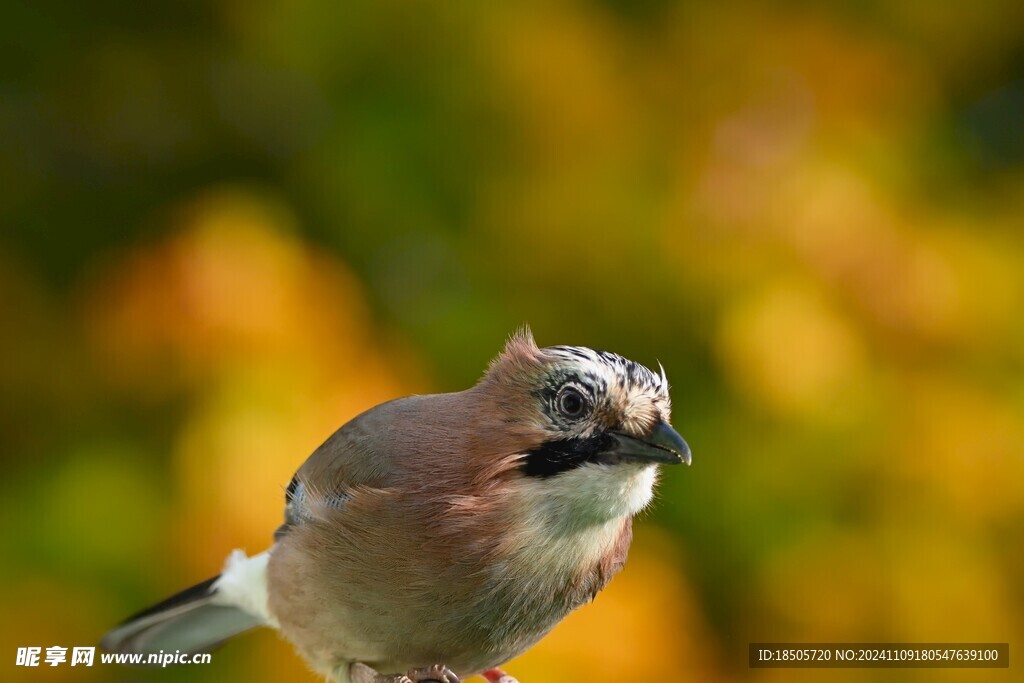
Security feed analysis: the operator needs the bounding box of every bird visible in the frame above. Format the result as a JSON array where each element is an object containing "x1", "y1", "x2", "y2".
[{"x1": 101, "y1": 328, "x2": 691, "y2": 683}]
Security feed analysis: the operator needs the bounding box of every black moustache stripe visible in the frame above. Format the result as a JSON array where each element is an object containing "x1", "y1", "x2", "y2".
[{"x1": 520, "y1": 433, "x2": 614, "y2": 478}]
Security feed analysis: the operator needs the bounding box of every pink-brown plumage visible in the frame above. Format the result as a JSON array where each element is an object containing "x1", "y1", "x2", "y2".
[{"x1": 102, "y1": 328, "x2": 689, "y2": 683}]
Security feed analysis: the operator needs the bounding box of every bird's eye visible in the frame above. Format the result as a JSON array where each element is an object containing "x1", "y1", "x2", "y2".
[{"x1": 556, "y1": 386, "x2": 589, "y2": 419}]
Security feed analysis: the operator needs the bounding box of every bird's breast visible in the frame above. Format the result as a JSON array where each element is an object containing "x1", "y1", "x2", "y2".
[{"x1": 464, "y1": 512, "x2": 633, "y2": 666}]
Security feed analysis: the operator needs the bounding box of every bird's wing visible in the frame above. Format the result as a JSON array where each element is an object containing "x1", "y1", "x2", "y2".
[
  {"x1": 275, "y1": 477, "x2": 352, "y2": 540},
  {"x1": 273, "y1": 397, "x2": 411, "y2": 540}
]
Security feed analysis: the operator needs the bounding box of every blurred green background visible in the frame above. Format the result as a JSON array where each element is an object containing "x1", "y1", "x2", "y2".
[{"x1": 2, "y1": 1, "x2": 1022, "y2": 681}]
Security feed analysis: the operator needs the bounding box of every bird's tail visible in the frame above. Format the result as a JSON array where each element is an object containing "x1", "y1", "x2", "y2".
[{"x1": 100, "y1": 550, "x2": 273, "y2": 657}]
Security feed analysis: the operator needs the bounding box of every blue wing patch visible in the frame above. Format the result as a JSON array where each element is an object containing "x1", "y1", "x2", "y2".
[{"x1": 275, "y1": 477, "x2": 349, "y2": 540}]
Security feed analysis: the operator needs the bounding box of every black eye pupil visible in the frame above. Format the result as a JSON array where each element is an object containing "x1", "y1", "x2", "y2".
[{"x1": 559, "y1": 389, "x2": 585, "y2": 417}]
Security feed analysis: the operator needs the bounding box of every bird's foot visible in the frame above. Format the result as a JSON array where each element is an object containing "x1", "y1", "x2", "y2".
[
  {"x1": 482, "y1": 669, "x2": 519, "y2": 683},
  {"x1": 406, "y1": 664, "x2": 461, "y2": 683},
  {"x1": 349, "y1": 662, "x2": 461, "y2": 683}
]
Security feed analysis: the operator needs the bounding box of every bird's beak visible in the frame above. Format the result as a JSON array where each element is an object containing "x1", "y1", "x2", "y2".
[{"x1": 606, "y1": 421, "x2": 691, "y2": 466}]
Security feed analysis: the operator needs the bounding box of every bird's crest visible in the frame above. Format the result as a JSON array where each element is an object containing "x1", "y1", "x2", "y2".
[{"x1": 484, "y1": 325, "x2": 544, "y2": 383}]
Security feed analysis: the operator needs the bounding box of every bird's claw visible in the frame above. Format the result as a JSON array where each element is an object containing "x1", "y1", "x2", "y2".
[
  {"x1": 347, "y1": 661, "x2": 470, "y2": 683},
  {"x1": 405, "y1": 664, "x2": 460, "y2": 683}
]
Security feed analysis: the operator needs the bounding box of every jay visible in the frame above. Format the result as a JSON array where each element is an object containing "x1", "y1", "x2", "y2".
[{"x1": 101, "y1": 329, "x2": 691, "y2": 683}]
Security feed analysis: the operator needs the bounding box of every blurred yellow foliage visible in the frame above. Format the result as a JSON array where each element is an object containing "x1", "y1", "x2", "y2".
[
  {"x1": 716, "y1": 281, "x2": 865, "y2": 416},
  {"x1": 1, "y1": 1, "x2": 1022, "y2": 682}
]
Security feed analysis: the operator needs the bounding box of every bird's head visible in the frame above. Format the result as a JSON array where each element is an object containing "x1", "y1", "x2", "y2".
[{"x1": 475, "y1": 328, "x2": 690, "y2": 525}]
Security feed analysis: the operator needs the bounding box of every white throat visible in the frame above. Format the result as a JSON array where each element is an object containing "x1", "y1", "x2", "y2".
[
  {"x1": 526, "y1": 463, "x2": 658, "y2": 533},
  {"x1": 501, "y1": 463, "x2": 656, "y2": 603}
]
